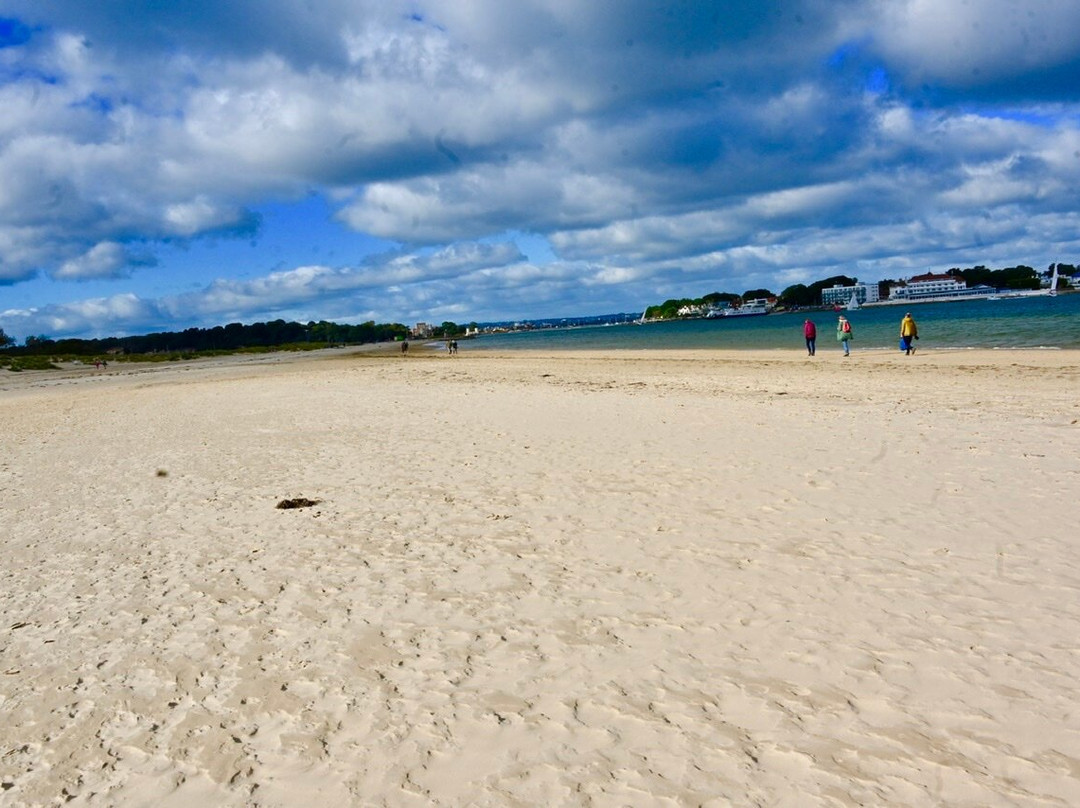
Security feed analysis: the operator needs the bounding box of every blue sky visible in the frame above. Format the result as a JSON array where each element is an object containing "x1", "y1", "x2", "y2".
[{"x1": 2, "y1": 1, "x2": 1080, "y2": 340}]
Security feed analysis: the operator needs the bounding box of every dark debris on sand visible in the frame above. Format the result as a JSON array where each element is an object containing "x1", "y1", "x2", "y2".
[{"x1": 276, "y1": 497, "x2": 321, "y2": 509}]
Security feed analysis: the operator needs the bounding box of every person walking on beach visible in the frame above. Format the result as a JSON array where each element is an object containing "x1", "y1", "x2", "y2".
[
  {"x1": 803, "y1": 318, "x2": 817, "y2": 356},
  {"x1": 837, "y1": 315, "x2": 853, "y2": 356},
  {"x1": 900, "y1": 312, "x2": 919, "y2": 355}
]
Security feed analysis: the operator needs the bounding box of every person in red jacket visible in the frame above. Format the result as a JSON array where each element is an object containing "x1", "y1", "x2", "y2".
[{"x1": 803, "y1": 318, "x2": 817, "y2": 356}]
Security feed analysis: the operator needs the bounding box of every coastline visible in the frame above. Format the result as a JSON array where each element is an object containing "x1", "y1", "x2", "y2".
[
  {"x1": 2, "y1": 349, "x2": 1078, "y2": 805},
  {"x1": 468, "y1": 293, "x2": 1080, "y2": 352},
  {"x1": 4, "y1": 344, "x2": 1080, "y2": 399}
]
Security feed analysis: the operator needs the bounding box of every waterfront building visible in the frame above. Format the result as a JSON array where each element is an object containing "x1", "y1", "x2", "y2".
[
  {"x1": 821, "y1": 283, "x2": 880, "y2": 307},
  {"x1": 743, "y1": 297, "x2": 776, "y2": 309},
  {"x1": 677, "y1": 303, "x2": 707, "y2": 317},
  {"x1": 889, "y1": 273, "x2": 993, "y2": 301}
]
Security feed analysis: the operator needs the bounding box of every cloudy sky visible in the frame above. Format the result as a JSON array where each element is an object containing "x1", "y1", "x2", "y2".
[{"x1": 2, "y1": 1, "x2": 1079, "y2": 340}]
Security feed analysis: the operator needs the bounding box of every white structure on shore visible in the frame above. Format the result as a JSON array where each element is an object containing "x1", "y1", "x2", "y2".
[
  {"x1": 821, "y1": 283, "x2": 880, "y2": 307},
  {"x1": 889, "y1": 273, "x2": 993, "y2": 301}
]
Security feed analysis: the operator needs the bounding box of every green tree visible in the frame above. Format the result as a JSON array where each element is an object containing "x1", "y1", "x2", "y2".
[
  {"x1": 24, "y1": 335, "x2": 54, "y2": 351},
  {"x1": 701, "y1": 291, "x2": 739, "y2": 307},
  {"x1": 956, "y1": 265, "x2": 992, "y2": 286},
  {"x1": 434, "y1": 321, "x2": 464, "y2": 337},
  {"x1": 742, "y1": 288, "x2": 774, "y2": 301},
  {"x1": 778, "y1": 284, "x2": 812, "y2": 307},
  {"x1": 0, "y1": 328, "x2": 14, "y2": 348},
  {"x1": 995, "y1": 265, "x2": 1040, "y2": 290}
]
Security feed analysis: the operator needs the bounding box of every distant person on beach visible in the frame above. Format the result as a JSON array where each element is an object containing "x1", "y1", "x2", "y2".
[
  {"x1": 803, "y1": 319, "x2": 817, "y2": 356},
  {"x1": 401, "y1": 340, "x2": 409, "y2": 355},
  {"x1": 900, "y1": 312, "x2": 919, "y2": 355},
  {"x1": 837, "y1": 315, "x2": 853, "y2": 356}
]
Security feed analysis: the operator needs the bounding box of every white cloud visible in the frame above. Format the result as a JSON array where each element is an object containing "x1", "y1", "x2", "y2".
[
  {"x1": 1, "y1": 293, "x2": 161, "y2": 339},
  {"x1": 873, "y1": 0, "x2": 1080, "y2": 88},
  {"x1": 54, "y1": 242, "x2": 131, "y2": 280},
  {"x1": 163, "y1": 198, "x2": 242, "y2": 236},
  {"x1": 0, "y1": 239, "x2": 526, "y2": 337}
]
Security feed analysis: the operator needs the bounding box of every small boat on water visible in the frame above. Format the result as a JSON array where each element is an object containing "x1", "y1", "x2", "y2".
[{"x1": 846, "y1": 293, "x2": 860, "y2": 310}]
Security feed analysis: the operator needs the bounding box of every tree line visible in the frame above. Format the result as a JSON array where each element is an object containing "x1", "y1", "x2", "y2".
[{"x1": 0, "y1": 318, "x2": 436, "y2": 357}]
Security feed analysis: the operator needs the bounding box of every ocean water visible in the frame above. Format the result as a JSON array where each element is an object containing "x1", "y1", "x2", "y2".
[{"x1": 466, "y1": 293, "x2": 1080, "y2": 352}]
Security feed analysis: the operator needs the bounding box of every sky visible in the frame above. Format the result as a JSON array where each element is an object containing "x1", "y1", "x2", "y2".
[{"x1": 2, "y1": 1, "x2": 1080, "y2": 341}]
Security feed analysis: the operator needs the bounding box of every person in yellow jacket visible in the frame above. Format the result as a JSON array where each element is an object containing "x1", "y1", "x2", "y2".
[{"x1": 900, "y1": 312, "x2": 919, "y2": 355}]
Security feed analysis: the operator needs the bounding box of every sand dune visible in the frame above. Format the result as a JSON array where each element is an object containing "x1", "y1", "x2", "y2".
[{"x1": 2, "y1": 348, "x2": 1078, "y2": 806}]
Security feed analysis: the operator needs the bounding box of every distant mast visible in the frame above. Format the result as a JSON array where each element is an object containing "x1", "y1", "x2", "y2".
[{"x1": 1049, "y1": 264, "x2": 1059, "y2": 297}]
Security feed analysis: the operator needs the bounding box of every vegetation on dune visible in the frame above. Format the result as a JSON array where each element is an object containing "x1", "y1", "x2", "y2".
[
  {"x1": 0, "y1": 316, "x2": 483, "y2": 371},
  {"x1": 0, "y1": 318, "x2": 417, "y2": 371},
  {"x1": 0, "y1": 355, "x2": 61, "y2": 372}
]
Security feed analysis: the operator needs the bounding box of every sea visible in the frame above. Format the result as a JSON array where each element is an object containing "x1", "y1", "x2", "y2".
[{"x1": 465, "y1": 293, "x2": 1080, "y2": 352}]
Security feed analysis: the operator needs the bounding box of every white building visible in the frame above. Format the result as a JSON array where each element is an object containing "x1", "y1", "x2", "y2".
[
  {"x1": 677, "y1": 303, "x2": 707, "y2": 317},
  {"x1": 821, "y1": 283, "x2": 880, "y2": 307},
  {"x1": 889, "y1": 273, "x2": 989, "y2": 300}
]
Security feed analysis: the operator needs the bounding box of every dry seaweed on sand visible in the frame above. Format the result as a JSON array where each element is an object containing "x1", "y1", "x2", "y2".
[{"x1": 275, "y1": 497, "x2": 321, "y2": 509}]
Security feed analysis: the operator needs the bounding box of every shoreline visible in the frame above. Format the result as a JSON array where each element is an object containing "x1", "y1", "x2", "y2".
[{"x1": 3, "y1": 346, "x2": 1079, "y2": 421}]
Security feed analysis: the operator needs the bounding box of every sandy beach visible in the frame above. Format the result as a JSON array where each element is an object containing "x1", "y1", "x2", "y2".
[{"x1": 2, "y1": 347, "x2": 1079, "y2": 807}]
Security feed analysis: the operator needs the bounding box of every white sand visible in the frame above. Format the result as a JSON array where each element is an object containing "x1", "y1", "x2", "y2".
[{"x1": 1, "y1": 348, "x2": 1079, "y2": 806}]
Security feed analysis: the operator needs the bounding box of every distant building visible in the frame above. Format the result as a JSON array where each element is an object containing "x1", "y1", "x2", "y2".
[
  {"x1": 412, "y1": 322, "x2": 433, "y2": 338},
  {"x1": 889, "y1": 273, "x2": 992, "y2": 301},
  {"x1": 677, "y1": 303, "x2": 707, "y2": 317},
  {"x1": 821, "y1": 283, "x2": 879, "y2": 307}
]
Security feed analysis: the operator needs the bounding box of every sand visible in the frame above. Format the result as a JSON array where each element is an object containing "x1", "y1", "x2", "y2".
[{"x1": 1, "y1": 347, "x2": 1078, "y2": 807}]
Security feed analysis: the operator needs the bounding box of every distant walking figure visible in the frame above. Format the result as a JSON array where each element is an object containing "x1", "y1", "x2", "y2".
[
  {"x1": 401, "y1": 340, "x2": 409, "y2": 355},
  {"x1": 900, "y1": 312, "x2": 919, "y2": 355},
  {"x1": 803, "y1": 319, "x2": 817, "y2": 356},
  {"x1": 837, "y1": 315, "x2": 853, "y2": 356},
  {"x1": 449, "y1": 339, "x2": 458, "y2": 355}
]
